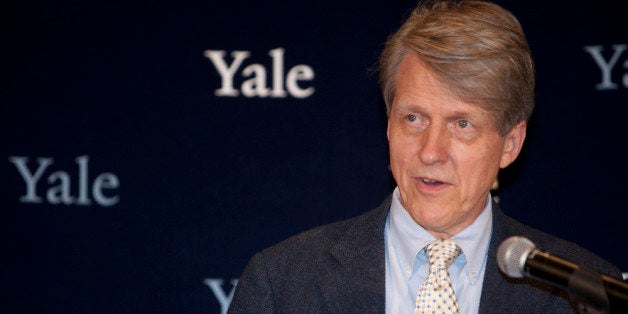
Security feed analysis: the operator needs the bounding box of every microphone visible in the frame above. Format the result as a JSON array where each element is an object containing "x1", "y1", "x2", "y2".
[{"x1": 497, "y1": 236, "x2": 628, "y2": 313}]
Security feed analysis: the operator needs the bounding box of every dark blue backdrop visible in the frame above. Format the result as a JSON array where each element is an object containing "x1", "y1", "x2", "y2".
[{"x1": 2, "y1": 1, "x2": 627, "y2": 313}]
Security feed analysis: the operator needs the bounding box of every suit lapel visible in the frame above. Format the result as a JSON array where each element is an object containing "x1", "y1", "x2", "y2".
[
  {"x1": 480, "y1": 202, "x2": 535, "y2": 312},
  {"x1": 318, "y1": 197, "x2": 391, "y2": 312},
  {"x1": 479, "y1": 203, "x2": 570, "y2": 313}
]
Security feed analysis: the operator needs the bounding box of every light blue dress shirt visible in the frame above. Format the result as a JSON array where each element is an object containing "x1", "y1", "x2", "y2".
[{"x1": 385, "y1": 187, "x2": 493, "y2": 314}]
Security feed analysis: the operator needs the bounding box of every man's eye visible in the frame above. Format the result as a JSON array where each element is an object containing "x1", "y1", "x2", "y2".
[
  {"x1": 458, "y1": 120, "x2": 471, "y2": 128},
  {"x1": 406, "y1": 114, "x2": 417, "y2": 122}
]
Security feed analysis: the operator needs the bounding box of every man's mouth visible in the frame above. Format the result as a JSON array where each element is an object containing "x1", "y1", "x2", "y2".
[{"x1": 420, "y1": 178, "x2": 443, "y2": 186}]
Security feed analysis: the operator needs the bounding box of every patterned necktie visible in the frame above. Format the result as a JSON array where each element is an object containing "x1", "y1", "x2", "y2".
[{"x1": 415, "y1": 239, "x2": 462, "y2": 314}]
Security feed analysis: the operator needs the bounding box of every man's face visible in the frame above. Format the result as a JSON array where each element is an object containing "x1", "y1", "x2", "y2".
[{"x1": 387, "y1": 53, "x2": 526, "y2": 239}]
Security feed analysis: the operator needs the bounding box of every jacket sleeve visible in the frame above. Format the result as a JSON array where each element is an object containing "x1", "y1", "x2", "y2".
[{"x1": 228, "y1": 252, "x2": 275, "y2": 313}]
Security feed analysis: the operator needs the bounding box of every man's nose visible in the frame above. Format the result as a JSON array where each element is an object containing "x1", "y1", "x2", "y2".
[{"x1": 418, "y1": 124, "x2": 449, "y2": 165}]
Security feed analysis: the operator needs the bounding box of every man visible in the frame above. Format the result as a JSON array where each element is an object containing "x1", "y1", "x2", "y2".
[{"x1": 228, "y1": 1, "x2": 622, "y2": 313}]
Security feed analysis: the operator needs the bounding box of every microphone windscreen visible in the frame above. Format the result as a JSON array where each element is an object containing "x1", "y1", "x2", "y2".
[{"x1": 497, "y1": 236, "x2": 536, "y2": 278}]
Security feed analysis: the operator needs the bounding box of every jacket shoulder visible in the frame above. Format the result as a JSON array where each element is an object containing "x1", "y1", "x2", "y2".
[
  {"x1": 259, "y1": 196, "x2": 390, "y2": 269},
  {"x1": 228, "y1": 197, "x2": 391, "y2": 313}
]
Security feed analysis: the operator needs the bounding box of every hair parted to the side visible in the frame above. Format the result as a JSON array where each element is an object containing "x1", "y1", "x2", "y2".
[{"x1": 378, "y1": 0, "x2": 535, "y2": 135}]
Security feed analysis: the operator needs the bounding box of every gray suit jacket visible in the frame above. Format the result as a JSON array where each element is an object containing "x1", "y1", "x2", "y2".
[{"x1": 229, "y1": 196, "x2": 621, "y2": 313}]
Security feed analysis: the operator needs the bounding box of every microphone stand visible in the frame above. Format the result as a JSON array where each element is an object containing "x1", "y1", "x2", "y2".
[
  {"x1": 525, "y1": 254, "x2": 628, "y2": 313},
  {"x1": 567, "y1": 266, "x2": 609, "y2": 314}
]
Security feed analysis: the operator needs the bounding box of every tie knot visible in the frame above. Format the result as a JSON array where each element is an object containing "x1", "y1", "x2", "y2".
[{"x1": 426, "y1": 239, "x2": 461, "y2": 270}]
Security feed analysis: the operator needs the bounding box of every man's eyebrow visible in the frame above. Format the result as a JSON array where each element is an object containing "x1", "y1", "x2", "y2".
[{"x1": 393, "y1": 101, "x2": 424, "y2": 112}]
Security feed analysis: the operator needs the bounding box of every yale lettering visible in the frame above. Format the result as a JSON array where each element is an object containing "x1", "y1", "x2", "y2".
[
  {"x1": 204, "y1": 278, "x2": 238, "y2": 314},
  {"x1": 9, "y1": 155, "x2": 120, "y2": 207},
  {"x1": 583, "y1": 44, "x2": 628, "y2": 90},
  {"x1": 204, "y1": 47, "x2": 315, "y2": 98}
]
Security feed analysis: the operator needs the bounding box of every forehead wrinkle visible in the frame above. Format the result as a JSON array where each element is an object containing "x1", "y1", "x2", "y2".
[{"x1": 395, "y1": 93, "x2": 484, "y2": 121}]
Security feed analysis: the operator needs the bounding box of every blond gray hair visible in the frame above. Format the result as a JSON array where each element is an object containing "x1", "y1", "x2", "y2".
[{"x1": 379, "y1": 0, "x2": 535, "y2": 135}]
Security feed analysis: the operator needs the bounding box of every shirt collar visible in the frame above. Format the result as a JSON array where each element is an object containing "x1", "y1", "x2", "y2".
[
  {"x1": 388, "y1": 187, "x2": 493, "y2": 284},
  {"x1": 450, "y1": 194, "x2": 492, "y2": 284}
]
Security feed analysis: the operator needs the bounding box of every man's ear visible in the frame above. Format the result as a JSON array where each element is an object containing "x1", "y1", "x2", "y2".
[
  {"x1": 500, "y1": 120, "x2": 527, "y2": 169},
  {"x1": 386, "y1": 117, "x2": 391, "y2": 141}
]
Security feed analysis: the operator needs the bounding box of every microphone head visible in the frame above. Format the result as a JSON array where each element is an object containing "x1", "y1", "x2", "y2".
[{"x1": 497, "y1": 236, "x2": 536, "y2": 278}]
